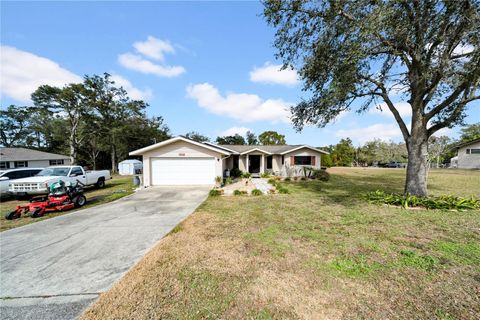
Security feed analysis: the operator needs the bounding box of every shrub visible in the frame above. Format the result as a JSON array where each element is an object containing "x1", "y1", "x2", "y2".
[
  {"x1": 241, "y1": 172, "x2": 251, "y2": 179},
  {"x1": 215, "y1": 176, "x2": 222, "y2": 184},
  {"x1": 268, "y1": 188, "x2": 276, "y2": 194},
  {"x1": 366, "y1": 190, "x2": 480, "y2": 210},
  {"x1": 278, "y1": 187, "x2": 289, "y2": 194},
  {"x1": 233, "y1": 189, "x2": 242, "y2": 196},
  {"x1": 251, "y1": 189, "x2": 263, "y2": 196},
  {"x1": 209, "y1": 189, "x2": 223, "y2": 197},
  {"x1": 225, "y1": 177, "x2": 233, "y2": 185},
  {"x1": 230, "y1": 167, "x2": 242, "y2": 178},
  {"x1": 300, "y1": 176, "x2": 307, "y2": 181},
  {"x1": 267, "y1": 178, "x2": 277, "y2": 185},
  {"x1": 284, "y1": 177, "x2": 291, "y2": 181},
  {"x1": 261, "y1": 172, "x2": 271, "y2": 178},
  {"x1": 312, "y1": 169, "x2": 330, "y2": 181},
  {"x1": 293, "y1": 176, "x2": 299, "y2": 181}
]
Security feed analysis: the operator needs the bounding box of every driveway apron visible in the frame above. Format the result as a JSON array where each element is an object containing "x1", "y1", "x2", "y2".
[{"x1": 0, "y1": 186, "x2": 209, "y2": 320}]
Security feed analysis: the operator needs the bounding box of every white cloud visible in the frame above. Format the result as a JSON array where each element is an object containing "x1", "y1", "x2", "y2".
[
  {"x1": 119, "y1": 36, "x2": 185, "y2": 77},
  {"x1": 249, "y1": 62, "x2": 299, "y2": 86},
  {"x1": 186, "y1": 82, "x2": 291, "y2": 123},
  {"x1": 336, "y1": 123, "x2": 403, "y2": 144},
  {"x1": 0, "y1": 45, "x2": 82, "y2": 102},
  {"x1": 133, "y1": 36, "x2": 174, "y2": 61},
  {"x1": 370, "y1": 102, "x2": 412, "y2": 119},
  {"x1": 220, "y1": 126, "x2": 252, "y2": 137},
  {"x1": 118, "y1": 53, "x2": 185, "y2": 77},
  {"x1": 110, "y1": 74, "x2": 153, "y2": 101}
]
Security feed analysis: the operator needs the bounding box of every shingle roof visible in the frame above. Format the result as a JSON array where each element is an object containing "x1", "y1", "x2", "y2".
[
  {"x1": 456, "y1": 138, "x2": 480, "y2": 149},
  {"x1": 0, "y1": 147, "x2": 69, "y2": 161},
  {"x1": 218, "y1": 144, "x2": 317, "y2": 154}
]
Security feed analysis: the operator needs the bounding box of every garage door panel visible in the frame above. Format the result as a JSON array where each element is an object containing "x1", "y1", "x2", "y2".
[{"x1": 151, "y1": 157, "x2": 215, "y2": 185}]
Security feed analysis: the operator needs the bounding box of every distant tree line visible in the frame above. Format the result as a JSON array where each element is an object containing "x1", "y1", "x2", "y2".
[
  {"x1": 320, "y1": 123, "x2": 479, "y2": 167},
  {"x1": 1, "y1": 73, "x2": 170, "y2": 172}
]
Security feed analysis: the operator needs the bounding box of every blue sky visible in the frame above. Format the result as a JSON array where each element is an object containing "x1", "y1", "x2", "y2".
[{"x1": 1, "y1": 1, "x2": 478, "y2": 147}]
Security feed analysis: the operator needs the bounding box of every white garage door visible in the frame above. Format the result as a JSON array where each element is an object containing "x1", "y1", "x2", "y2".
[{"x1": 151, "y1": 157, "x2": 215, "y2": 185}]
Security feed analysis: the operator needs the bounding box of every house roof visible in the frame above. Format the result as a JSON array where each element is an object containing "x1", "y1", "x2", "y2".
[
  {"x1": 0, "y1": 147, "x2": 69, "y2": 161},
  {"x1": 218, "y1": 144, "x2": 329, "y2": 155},
  {"x1": 129, "y1": 136, "x2": 230, "y2": 156},
  {"x1": 128, "y1": 136, "x2": 329, "y2": 157},
  {"x1": 456, "y1": 138, "x2": 480, "y2": 149}
]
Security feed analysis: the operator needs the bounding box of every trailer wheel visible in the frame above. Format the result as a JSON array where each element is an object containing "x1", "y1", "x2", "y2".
[
  {"x1": 5, "y1": 211, "x2": 18, "y2": 220},
  {"x1": 96, "y1": 178, "x2": 105, "y2": 188},
  {"x1": 74, "y1": 195, "x2": 87, "y2": 207},
  {"x1": 31, "y1": 208, "x2": 43, "y2": 218}
]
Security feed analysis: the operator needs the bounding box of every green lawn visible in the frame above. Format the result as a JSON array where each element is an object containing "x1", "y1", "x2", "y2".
[
  {"x1": 0, "y1": 176, "x2": 135, "y2": 232},
  {"x1": 82, "y1": 168, "x2": 480, "y2": 320}
]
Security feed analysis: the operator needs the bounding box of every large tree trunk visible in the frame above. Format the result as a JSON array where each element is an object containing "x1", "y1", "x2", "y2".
[
  {"x1": 404, "y1": 124, "x2": 429, "y2": 196},
  {"x1": 111, "y1": 144, "x2": 117, "y2": 174},
  {"x1": 69, "y1": 132, "x2": 76, "y2": 165}
]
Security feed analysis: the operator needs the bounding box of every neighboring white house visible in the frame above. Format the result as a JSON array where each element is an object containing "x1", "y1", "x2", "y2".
[
  {"x1": 118, "y1": 159, "x2": 143, "y2": 175},
  {"x1": 129, "y1": 136, "x2": 328, "y2": 186},
  {"x1": 0, "y1": 147, "x2": 71, "y2": 169},
  {"x1": 452, "y1": 138, "x2": 480, "y2": 169}
]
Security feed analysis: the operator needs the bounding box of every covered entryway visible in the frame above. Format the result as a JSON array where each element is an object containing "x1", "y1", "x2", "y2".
[
  {"x1": 151, "y1": 157, "x2": 215, "y2": 185},
  {"x1": 248, "y1": 155, "x2": 261, "y2": 173}
]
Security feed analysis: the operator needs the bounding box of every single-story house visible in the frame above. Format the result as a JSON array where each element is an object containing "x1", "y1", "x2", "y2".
[
  {"x1": 451, "y1": 138, "x2": 480, "y2": 169},
  {"x1": 129, "y1": 136, "x2": 328, "y2": 186},
  {"x1": 0, "y1": 147, "x2": 71, "y2": 170}
]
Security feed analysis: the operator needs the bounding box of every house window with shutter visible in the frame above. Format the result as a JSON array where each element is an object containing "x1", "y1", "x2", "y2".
[{"x1": 293, "y1": 156, "x2": 312, "y2": 165}]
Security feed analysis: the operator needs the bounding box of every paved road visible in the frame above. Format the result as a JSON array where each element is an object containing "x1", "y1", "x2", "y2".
[{"x1": 0, "y1": 186, "x2": 209, "y2": 320}]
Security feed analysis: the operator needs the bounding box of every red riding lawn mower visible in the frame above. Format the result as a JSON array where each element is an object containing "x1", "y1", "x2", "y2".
[{"x1": 5, "y1": 180, "x2": 87, "y2": 220}]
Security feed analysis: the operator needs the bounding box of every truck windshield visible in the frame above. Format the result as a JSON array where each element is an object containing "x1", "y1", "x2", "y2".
[{"x1": 37, "y1": 167, "x2": 70, "y2": 176}]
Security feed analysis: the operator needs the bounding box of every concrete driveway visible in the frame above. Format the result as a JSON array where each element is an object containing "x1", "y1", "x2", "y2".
[{"x1": 0, "y1": 186, "x2": 210, "y2": 320}]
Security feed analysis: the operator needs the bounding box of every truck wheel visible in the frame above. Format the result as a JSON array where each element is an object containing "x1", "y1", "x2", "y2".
[
  {"x1": 73, "y1": 195, "x2": 87, "y2": 207},
  {"x1": 5, "y1": 211, "x2": 18, "y2": 220},
  {"x1": 96, "y1": 178, "x2": 105, "y2": 188}
]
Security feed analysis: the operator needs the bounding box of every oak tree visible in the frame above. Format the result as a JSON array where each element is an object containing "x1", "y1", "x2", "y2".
[{"x1": 264, "y1": 0, "x2": 480, "y2": 195}]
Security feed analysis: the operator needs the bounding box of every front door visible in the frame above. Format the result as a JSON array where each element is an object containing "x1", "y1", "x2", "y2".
[{"x1": 248, "y1": 155, "x2": 261, "y2": 173}]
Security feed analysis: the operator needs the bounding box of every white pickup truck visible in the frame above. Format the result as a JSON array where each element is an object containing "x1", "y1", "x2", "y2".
[{"x1": 8, "y1": 166, "x2": 111, "y2": 197}]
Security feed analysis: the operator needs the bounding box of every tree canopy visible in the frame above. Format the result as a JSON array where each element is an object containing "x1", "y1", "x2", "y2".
[
  {"x1": 185, "y1": 131, "x2": 210, "y2": 143},
  {"x1": 216, "y1": 134, "x2": 246, "y2": 145},
  {"x1": 1, "y1": 73, "x2": 170, "y2": 171},
  {"x1": 258, "y1": 131, "x2": 286, "y2": 145}
]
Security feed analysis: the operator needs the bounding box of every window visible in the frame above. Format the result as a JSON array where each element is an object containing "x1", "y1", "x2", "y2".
[
  {"x1": 471, "y1": 149, "x2": 480, "y2": 154},
  {"x1": 466, "y1": 149, "x2": 470, "y2": 154},
  {"x1": 281, "y1": 155, "x2": 285, "y2": 165},
  {"x1": 14, "y1": 161, "x2": 28, "y2": 168},
  {"x1": 70, "y1": 167, "x2": 83, "y2": 177},
  {"x1": 0, "y1": 162, "x2": 10, "y2": 169},
  {"x1": 50, "y1": 159, "x2": 65, "y2": 165},
  {"x1": 266, "y1": 156, "x2": 272, "y2": 169},
  {"x1": 294, "y1": 156, "x2": 312, "y2": 165},
  {"x1": 5, "y1": 171, "x2": 21, "y2": 179}
]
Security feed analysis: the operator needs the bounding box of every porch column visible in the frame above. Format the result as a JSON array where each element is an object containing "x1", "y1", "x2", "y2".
[
  {"x1": 246, "y1": 155, "x2": 249, "y2": 173},
  {"x1": 261, "y1": 154, "x2": 265, "y2": 173}
]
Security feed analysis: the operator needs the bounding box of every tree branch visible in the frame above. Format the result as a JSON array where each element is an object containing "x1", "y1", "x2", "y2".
[{"x1": 360, "y1": 74, "x2": 411, "y2": 141}]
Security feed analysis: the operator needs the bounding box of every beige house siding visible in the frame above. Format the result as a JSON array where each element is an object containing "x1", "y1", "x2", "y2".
[
  {"x1": 239, "y1": 156, "x2": 247, "y2": 171},
  {"x1": 457, "y1": 141, "x2": 480, "y2": 169},
  {"x1": 141, "y1": 140, "x2": 224, "y2": 186},
  {"x1": 271, "y1": 155, "x2": 282, "y2": 173}
]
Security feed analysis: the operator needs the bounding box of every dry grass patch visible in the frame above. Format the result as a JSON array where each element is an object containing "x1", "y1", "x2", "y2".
[{"x1": 82, "y1": 168, "x2": 480, "y2": 319}]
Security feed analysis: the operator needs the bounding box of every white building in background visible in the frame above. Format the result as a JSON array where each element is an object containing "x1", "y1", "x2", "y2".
[
  {"x1": 0, "y1": 147, "x2": 70, "y2": 169},
  {"x1": 452, "y1": 138, "x2": 480, "y2": 169},
  {"x1": 118, "y1": 159, "x2": 143, "y2": 175}
]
